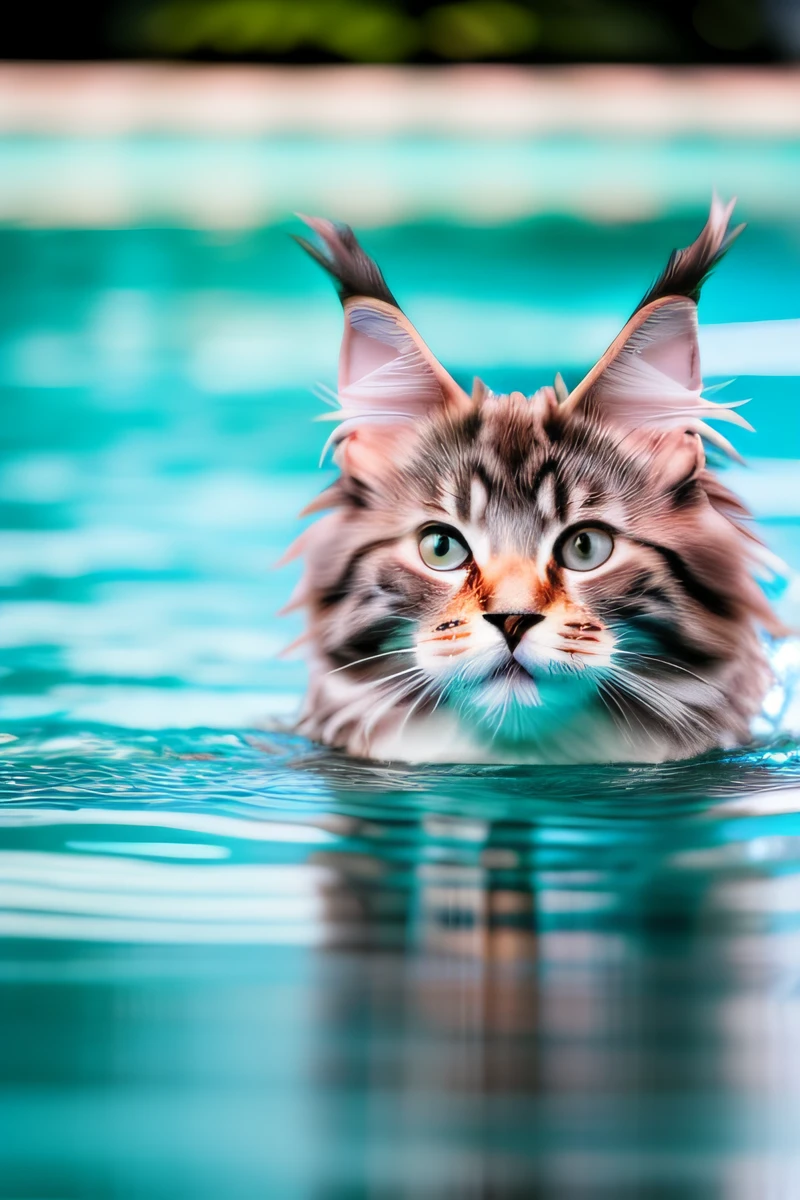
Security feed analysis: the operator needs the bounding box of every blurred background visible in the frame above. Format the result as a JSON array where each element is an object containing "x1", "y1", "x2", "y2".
[
  {"x1": 3, "y1": 5, "x2": 800, "y2": 1199},
  {"x1": 8, "y1": 0, "x2": 800, "y2": 63},
  {"x1": 3, "y1": 21, "x2": 800, "y2": 730}
]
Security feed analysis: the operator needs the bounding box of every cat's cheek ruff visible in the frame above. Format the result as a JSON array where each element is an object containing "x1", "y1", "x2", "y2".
[{"x1": 572, "y1": 545, "x2": 716, "y2": 666}]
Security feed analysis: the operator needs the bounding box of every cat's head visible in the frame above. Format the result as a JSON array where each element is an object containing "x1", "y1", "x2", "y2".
[{"x1": 286, "y1": 202, "x2": 783, "y2": 759}]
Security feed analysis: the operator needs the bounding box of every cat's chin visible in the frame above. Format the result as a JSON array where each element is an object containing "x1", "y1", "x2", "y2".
[
  {"x1": 474, "y1": 661, "x2": 541, "y2": 710},
  {"x1": 452, "y1": 664, "x2": 604, "y2": 749}
]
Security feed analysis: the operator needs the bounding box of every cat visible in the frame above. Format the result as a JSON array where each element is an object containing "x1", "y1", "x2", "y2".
[{"x1": 281, "y1": 198, "x2": 785, "y2": 764}]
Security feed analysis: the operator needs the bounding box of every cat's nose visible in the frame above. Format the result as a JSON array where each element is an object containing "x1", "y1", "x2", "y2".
[{"x1": 483, "y1": 611, "x2": 545, "y2": 652}]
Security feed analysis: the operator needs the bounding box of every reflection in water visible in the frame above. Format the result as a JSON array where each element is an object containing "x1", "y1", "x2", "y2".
[{"x1": 2, "y1": 730, "x2": 800, "y2": 1195}]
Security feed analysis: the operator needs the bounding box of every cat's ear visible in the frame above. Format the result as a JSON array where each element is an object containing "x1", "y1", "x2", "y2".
[
  {"x1": 337, "y1": 296, "x2": 470, "y2": 420},
  {"x1": 561, "y1": 196, "x2": 751, "y2": 458},
  {"x1": 294, "y1": 216, "x2": 470, "y2": 471}
]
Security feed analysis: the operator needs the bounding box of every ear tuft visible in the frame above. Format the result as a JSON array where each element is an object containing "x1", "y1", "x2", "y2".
[
  {"x1": 294, "y1": 217, "x2": 471, "y2": 474},
  {"x1": 563, "y1": 197, "x2": 750, "y2": 459},
  {"x1": 635, "y1": 192, "x2": 745, "y2": 313},
  {"x1": 293, "y1": 215, "x2": 398, "y2": 308}
]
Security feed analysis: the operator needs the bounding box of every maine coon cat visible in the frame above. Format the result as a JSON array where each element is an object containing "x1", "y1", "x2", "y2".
[{"x1": 282, "y1": 198, "x2": 784, "y2": 764}]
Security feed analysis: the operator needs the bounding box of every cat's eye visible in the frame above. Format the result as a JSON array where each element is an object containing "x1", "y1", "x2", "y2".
[
  {"x1": 559, "y1": 526, "x2": 614, "y2": 572},
  {"x1": 418, "y1": 525, "x2": 471, "y2": 571}
]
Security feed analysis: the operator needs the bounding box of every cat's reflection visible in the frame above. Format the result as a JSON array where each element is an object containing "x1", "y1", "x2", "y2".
[{"x1": 302, "y1": 792, "x2": 800, "y2": 1197}]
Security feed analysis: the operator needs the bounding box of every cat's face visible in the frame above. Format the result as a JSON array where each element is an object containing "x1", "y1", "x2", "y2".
[
  {"x1": 288, "y1": 204, "x2": 781, "y2": 760},
  {"x1": 404, "y1": 401, "x2": 651, "y2": 718},
  {"x1": 302, "y1": 389, "x2": 769, "y2": 751}
]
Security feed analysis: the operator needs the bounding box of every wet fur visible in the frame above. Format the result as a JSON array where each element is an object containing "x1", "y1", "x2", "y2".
[{"x1": 284, "y1": 201, "x2": 783, "y2": 764}]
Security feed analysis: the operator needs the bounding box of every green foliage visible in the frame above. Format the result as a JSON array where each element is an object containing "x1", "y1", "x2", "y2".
[
  {"x1": 142, "y1": 0, "x2": 420, "y2": 60},
  {"x1": 135, "y1": 0, "x2": 772, "y2": 61},
  {"x1": 425, "y1": 2, "x2": 539, "y2": 59}
]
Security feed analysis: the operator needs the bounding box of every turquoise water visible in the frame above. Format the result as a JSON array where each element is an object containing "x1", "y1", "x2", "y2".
[{"x1": 2, "y1": 139, "x2": 800, "y2": 1195}]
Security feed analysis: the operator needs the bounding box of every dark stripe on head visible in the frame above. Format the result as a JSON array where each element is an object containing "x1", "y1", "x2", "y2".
[
  {"x1": 603, "y1": 582, "x2": 674, "y2": 618},
  {"x1": 456, "y1": 408, "x2": 484, "y2": 442},
  {"x1": 342, "y1": 474, "x2": 373, "y2": 509},
  {"x1": 531, "y1": 459, "x2": 568, "y2": 522},
  {"x1": 669, "y1": 477, "x2": 701, "y2": 509},
  {"x1": 541, "y1": 408, "x2": 564, "y2": 443},
  {"x1": 633, "y1": 539, "x2": 734, "y2": 618},
  {"x1": 319, "y1": 536, "x2": 397, "y2": 609},
  {"x1": 473, "y1": 462, "x2": 496, "y2": 508},
  {"x1": 326, "y1": 615, "x2": 412, "y2": 669},
  {"x1": 453, "y1": 461, "x2": 497, "y2": 522},
  {"x1": 454, "y1": 475, "x2": 471, "y2": 522},
  {"x1": 624, "y1": 616, "x2": 722, "y2": 668}
]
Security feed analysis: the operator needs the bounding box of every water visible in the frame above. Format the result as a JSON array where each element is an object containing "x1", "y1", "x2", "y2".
[{"x1": 2, "y1": 136, "x2": 800, "y2": 1196}]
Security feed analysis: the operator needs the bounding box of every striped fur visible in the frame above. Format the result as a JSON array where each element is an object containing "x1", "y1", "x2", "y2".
[{"x1": 283, "y1": 203, "x2": 783, "y2": 764}]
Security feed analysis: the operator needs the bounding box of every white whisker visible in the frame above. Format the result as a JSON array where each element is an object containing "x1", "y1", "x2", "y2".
[
  {"x1": 605, "y1": 665, "x2": 717, "y2": 735},
  {"x1": 361, "y1": 670, "x2": 427, "y2": 743},
  {"x1": 312, "y1": 381, "x2": 341, "y2": 410},
  {"x1": 611, "y1": 648, "x2": 722, "y2": 691},
  {"x1": 327, "y1": 648, "x2": 415, "y2": 675},
  {"x1": 396, "y1": 676, "x2": 441, "y2": 740},
  {"x1": 596, "y1": 678, "x2": 645, "y2": 742}
]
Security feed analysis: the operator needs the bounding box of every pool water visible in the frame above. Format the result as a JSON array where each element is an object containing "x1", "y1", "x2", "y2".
[{"x1": 2, "y1": 137, "x2": 800, "y2": 1196}]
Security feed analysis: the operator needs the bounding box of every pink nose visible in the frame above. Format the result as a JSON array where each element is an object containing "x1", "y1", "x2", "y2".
[{"x1": 483, "y1": 612, "x2": 545, "y2": 652}]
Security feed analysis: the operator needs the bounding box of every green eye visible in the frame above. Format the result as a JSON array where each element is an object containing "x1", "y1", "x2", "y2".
[
  {"x1": 418, "y1": 525, "x2": 471, "y2": 571},
  {"x1": 560, "y1": 527, "x2": 614, "y2": 572}
]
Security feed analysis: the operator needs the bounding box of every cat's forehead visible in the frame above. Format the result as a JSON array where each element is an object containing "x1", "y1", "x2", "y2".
[{"x1": 408, "y1": 395, "x2": 635, "y2": 530}]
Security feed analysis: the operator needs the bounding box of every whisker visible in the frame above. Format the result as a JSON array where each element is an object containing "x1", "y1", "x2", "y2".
[
  {"x1": 327, "y1": 648, "x2": 415, "y2": 675},
  {"x1": 596, "y1": 678, "x2": 645, "y2": 741},
  {"x1": 362, "y1": 670, "x2": 427, "y2": 742},
  {"x1": 490, "y1": 679, "x2": 514, "y2": 741},
  {"x1": 312, "y1": 381, "x2": 341, "y2": 410},
  {"x1": 611, "y1": 647, "x2": 716, "y2": 688},
  {"x1": 603, "y1": 676, "x2": 675, "y2": 732},
  {"x1": 606, "y1": 665, "x2": 717, "y2": 734},
  {"x1": 396, "y1": 676, "x2": 442, "y2": 739},
  {"x1": 363, "y1": 665, "x2": 424, "y2": 687},
  {"x1": 610, "y1": 665, "x2": 679, "y2": 704},
  {"x1": 428, "y1": 678, "x2": 451, "y2": 718}
]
